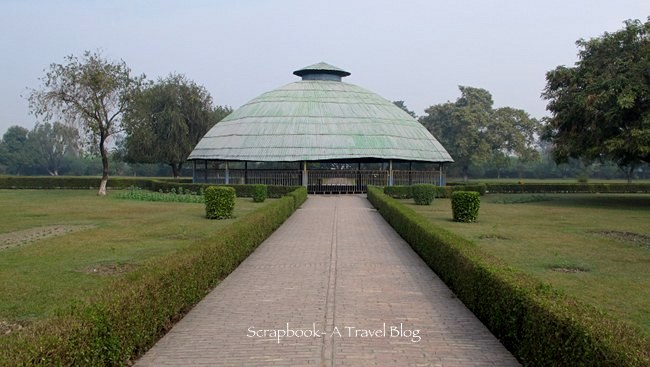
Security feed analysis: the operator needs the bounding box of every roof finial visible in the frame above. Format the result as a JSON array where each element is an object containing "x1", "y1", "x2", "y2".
[{"x1": 293, "y1": 62, "x2": 351, "y2": 81}]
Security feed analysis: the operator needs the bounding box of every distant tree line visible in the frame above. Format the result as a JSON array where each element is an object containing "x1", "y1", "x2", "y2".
[
  {"x1": 2, "y1": 18, "x2": 649, "y2": 190},
  {"x1": 396, "y1": 17, "x2": 650, "y2": 182}
]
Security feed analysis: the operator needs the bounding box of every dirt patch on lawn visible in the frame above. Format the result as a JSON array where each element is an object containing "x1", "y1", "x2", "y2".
[
  {"x1": 478, "y1": 233, "x2": 511, "y2": 240},
  {"x1": 82, "y1": 263, "x2": 137, "y2": 276},
  {"x1": 0, "y1": 225, "x2": 95, "y2": 250},
  {"x1": 593, "y1": 230, "x2": 650, "y2": 249},
  {"x1": 0, "y1": 320, "x2": 28, "y2": 336},
  {"x1": 550, "y1": 266, "x2": 589, "y2": 273}
]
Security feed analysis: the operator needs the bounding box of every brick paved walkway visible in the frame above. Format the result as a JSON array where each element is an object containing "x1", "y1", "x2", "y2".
[{"x1": 136, "y1": 196, "x2": 519, "y2": 366}]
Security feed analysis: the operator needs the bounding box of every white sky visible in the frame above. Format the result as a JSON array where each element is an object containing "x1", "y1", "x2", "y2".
[{"x1": 1, "y1": 0, "x2": 648, "y2": 136}]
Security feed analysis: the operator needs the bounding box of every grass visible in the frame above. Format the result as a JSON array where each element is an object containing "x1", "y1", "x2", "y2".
[
  {"x1": 0, "y1": 190, "x2": 271, "y2": 323},
  {"x1": 405, "y1": 193, "x2": 650, "y2": 337}
]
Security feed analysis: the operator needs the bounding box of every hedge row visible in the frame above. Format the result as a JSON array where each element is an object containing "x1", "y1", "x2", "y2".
[
  {"x1": 0, "y1": 187, "x2": 306, "y2": 366},
  {"x1": 0, "y1": 176, "x2": 189, "y2": 190},
  {"x1": 384, "y1": 183, "x2": 487, "y2": 199},
  {"x1": 367, "y1": 186, "x2": 650, "y2": 367},
  {"x1": 149, "y1": 180, "x2": 299, "y2": 199},
  {"x1": 485, "y1": 182, "x2": 650, "y2": 194},
  {"x1": 0, "y1": 176, "x2": 300, "y2": 199}
]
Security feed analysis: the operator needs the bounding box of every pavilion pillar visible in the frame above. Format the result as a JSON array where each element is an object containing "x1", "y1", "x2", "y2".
[
  {"x1": 244, "y1": 162, "x2": 248, "y2": 184},
  {"x1": 388, "y1": 160, "x2": 394, "y2": 187},
  {"x1": 224, "y1": 161, "x2": 230, "y2": 184},
  {"x1": 204, "y1": 160, "x2": 208, "y2": 183},
  {"x1": 302, "y1": 161, "x2": 308, "y2": 187},
  {"x1": 439, "y1": 163, "x2": 444, "y2": 186}
]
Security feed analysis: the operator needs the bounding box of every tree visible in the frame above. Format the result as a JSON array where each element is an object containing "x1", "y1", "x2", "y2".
[
  {"x1": 488, "y1": 107, "x2": 541, "y2": 178},
  {"x1": 29, "y1": 122, "x2": 80, "y2": 175},
  {"x1": 29, "y1": 51, "x2": 144, "y2": 195},
  {"x1": 420, "y1": 87, "x2": 493, "y2": 181},
  {"x1": 393, "y1": 100, "x2": 417, "y2": 118},
  {"x1": 0, "y1": 126, "x2": 33, "y2": 174},
  {"x1": 421, "y1": 86, "x2": 540, "y2": 181},
  {"x1": 542, "y1": 18, "x2": 650, "y2": 182},
  {"x1": 122, "y1": 74, "x2": 231, "y2": 178}
]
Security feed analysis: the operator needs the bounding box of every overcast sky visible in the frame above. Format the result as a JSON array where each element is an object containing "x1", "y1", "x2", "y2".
[{"x1": 1, "y1": 0, "x2": 648, "y2": 136}]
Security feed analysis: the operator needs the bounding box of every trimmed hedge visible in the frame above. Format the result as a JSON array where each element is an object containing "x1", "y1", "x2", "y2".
[
  {"x1": 384, "y1": 183, "x2": 487, "y2": 199},
  {"x1": 287, "y1": 186, "x2": 308, "y2": 209},
  {"x1": 412, "y1": 184, "x2": 436, "y2": 205},
  {"x1": 0, "y1": 176, "x2": 300, "y2": 199},
  {"x1": 367, "y1": 186, "x2": 650, "y2": 366},
  {"x1": 0, "y1": 188, "x2": 305, "y2": 366},
  {"x1": 150, "y1": 180, "x2": 299, "y2": 199},
  {"x1": 251, "y1": 185, "x2": 268, "y2": 203},
  {"x1": 0, "y1": 176, "x2": 186, "y2": 190},
  {"x1": 204, "y1": 186, "x2": 235, "y2": 219},
  {"x1": 451, "y1": 191, "x2": 480, "y2": 222},
  {"x1": 384, "y1": 182, "x2": 650, "y2": 197},
  {"x1": 485, "y1": 182, "x2": 650, "y2": 194}
]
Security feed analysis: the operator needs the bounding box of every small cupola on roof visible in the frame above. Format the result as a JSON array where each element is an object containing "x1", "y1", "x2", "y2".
[{"x1": 293, "y1": 62, "x2": 351, "y2": 81}]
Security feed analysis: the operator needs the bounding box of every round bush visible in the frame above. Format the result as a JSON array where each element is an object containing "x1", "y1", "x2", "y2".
[
  {"x1": 451, "y1": 191, "x2": 480, "y2": 222},
  {"x1": 204, "y1": 186, "x2": 236, "y2": 219},
  {"x1": 412, "y1": 184, "x2": 436, "y2": 205},
  {"x1": 251, "y1": 184, "x2": 268, "y2": 203}
]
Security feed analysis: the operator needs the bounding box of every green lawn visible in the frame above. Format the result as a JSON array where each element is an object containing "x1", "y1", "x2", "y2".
[
  {"x1": 0, "y1": 190, "x2": 269, "y2": 323},
  {"x1": 405, "y1": 193, "x2": 650, "y2": 336}
]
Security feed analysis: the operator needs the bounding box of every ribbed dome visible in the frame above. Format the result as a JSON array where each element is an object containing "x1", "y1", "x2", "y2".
[{"x1": 189, "y1": 63, "x2": 453, "y2": 163}]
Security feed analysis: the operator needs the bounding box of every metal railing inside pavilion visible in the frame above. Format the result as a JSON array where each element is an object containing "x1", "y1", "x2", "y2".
[{"x1": 192, "y1": 160, "x2": 445, "y2": 194}]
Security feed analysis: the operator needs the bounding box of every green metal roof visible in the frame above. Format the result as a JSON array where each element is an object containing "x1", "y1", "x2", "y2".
[{"x1": 189, "y1": 63, "x2": 453, "y2": 163}]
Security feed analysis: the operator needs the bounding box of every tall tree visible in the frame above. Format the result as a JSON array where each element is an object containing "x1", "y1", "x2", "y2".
[
  {"x1": 420, "y1": 86, "x2": 493, "y2": 181},
  {"x1": 542, "y1": 18, "x2": 650, "y2": 181},
  {"x1": 29, "y1": 122, "x2": 80, "y2": 176},
  {"x1": 122, "y1": 74, "x2": 231, "y2": 177},
  {"x1": 29, "y1": 51, "x2": 144, "y2": 195},
  {"x1": 421, "y1": 86, "x2": 540, "y2": 181},
  {"x1": 0, "y1": 126, "x2": 33, "y2": 174},
  {"x1": 488, "y1": 107, "x2": 541, "y2": 177},
  {"x1": 393, "y1": 100, "x2": 417, "y2": 118}
]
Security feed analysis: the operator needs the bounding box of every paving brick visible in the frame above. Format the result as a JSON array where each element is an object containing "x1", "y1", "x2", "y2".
[{"x1": 135, "y1": 195, "x2": 519, "y2": 366}]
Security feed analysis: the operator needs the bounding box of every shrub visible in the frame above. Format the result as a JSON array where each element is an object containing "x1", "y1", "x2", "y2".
[
  {"x1": 451, "y1": 191, "x2": 480, "y2": 222},
  {"x1": 412, "y1": 184, "x2": 436, "y2": 205},
  {"x1": 204, "y1": 186, "x2": 235, "y2": 219},
  {"x1": 251, "y1": 185, "x2": 268, "y2": 202},
  {"x1": 366, "y1": 186, "x2": 650, "y2": 366}
]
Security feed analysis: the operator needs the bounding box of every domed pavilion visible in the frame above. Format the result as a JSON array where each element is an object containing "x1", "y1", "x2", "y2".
[{"x1": 188, "y1": 62, "x2": 453, "y2": 194}]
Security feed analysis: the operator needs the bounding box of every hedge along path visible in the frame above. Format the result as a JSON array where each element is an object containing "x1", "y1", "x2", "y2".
[
  {"x1": 367, "y1": 187, "x2": 650, "y2": 366},
  {"x1": 0, "y1": 188, "x2": 307, "y2": 366},
  {"x1": 0, "y1": 225, "x2": 95, "y2": 250},
  {"x1": 135, "y1": 195, "x2": 518, "y2": 367}
]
